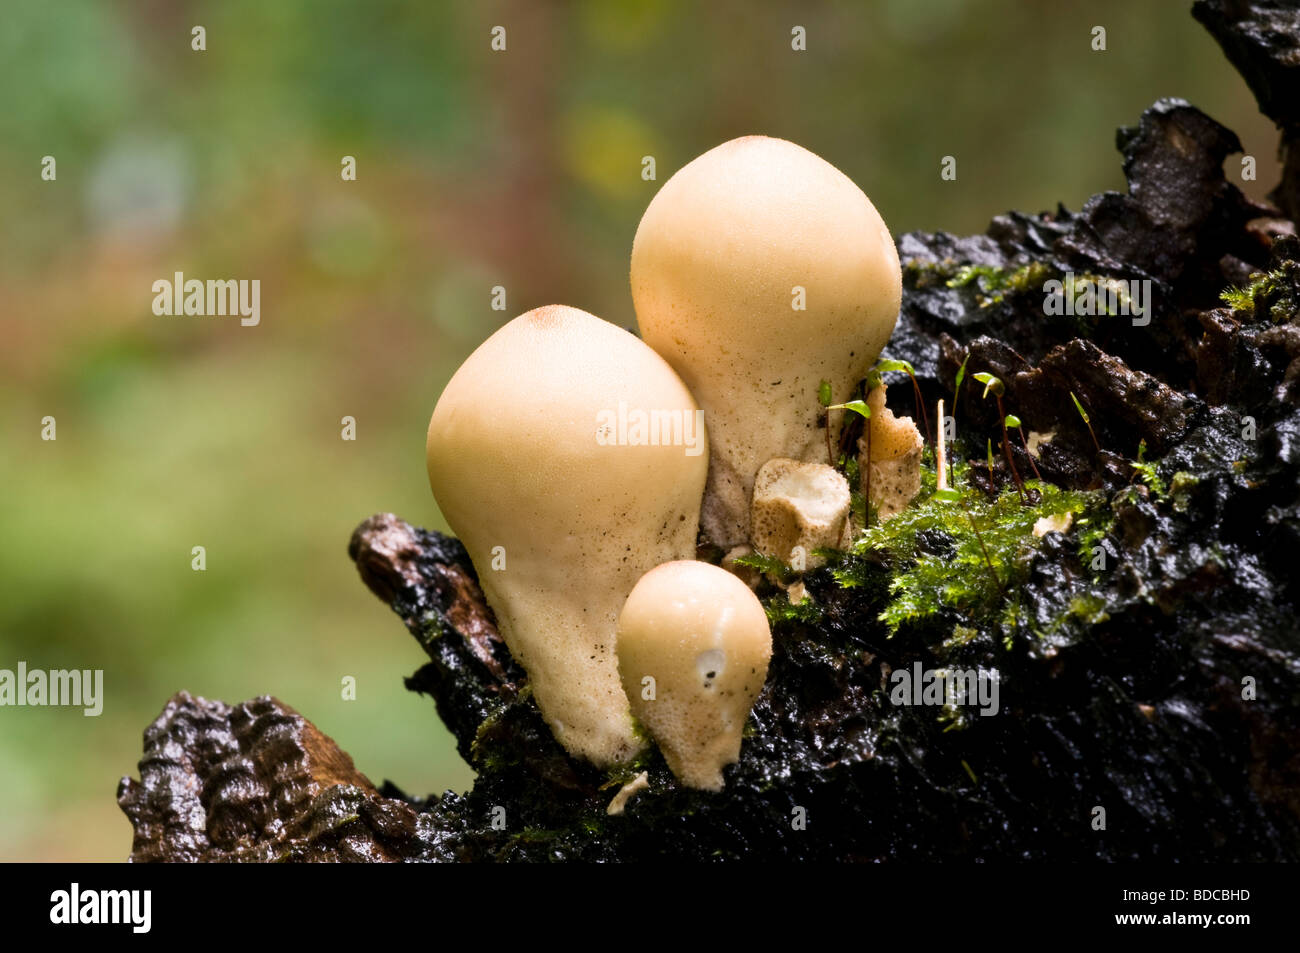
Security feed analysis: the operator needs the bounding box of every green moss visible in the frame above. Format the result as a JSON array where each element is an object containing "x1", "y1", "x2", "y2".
[
  {"x1": 1075, "y1": 514, "x2": 1113, "y2": 569},
  {"x1": 832, "y1": 469, "x2": 1100, "y2": 636},
  {"x1": 764, "y1": 590, "x2": 823, "y2": 626},
  {"x1": 1220, "y1": 260, "x2": 1300, "y2": 323},
  {"x1": 1219, "y1": 285, "x2": 1256, "y2": 312},
  {"x1": 733, "y1": 551, "x2": 797, "y2": 582},
  {"x1": 1075, "y1": 274, "x2": 1139, "y2": 317},
  {"x1": 1025, "y1": 590, "x2": 1113, "y2": 643},
  {"x1": 1065, "y1": 593, "x2": 1110, "y2": 625},
  {"x1": 902, "y1": 258, "x2": 963, "y2": 290},
  {"x1": 603, "y1": 735, "x2": 653, "y2": 788},
  {"x1": 1169, "y1": 471, "x2": 1198, "y2": 513},
  {"x1": 418, "y1": 612, "x2": 450, "y2": 651},
  {"x1": 469, "y1": 704, "x2": 510, "y2": 770},
  {"x1": 942, "y1": 625, "x2": 979, "y2": 651},
  {"x1": 910, "y1": 259, "x2": 1134, "y2": 338},
  {"x1": 505, "y1": 828, "x2": 562, "y2": 847},
  {"x1": 944, "y1": 262, "x2": 1053, "y2": 307},
  {"x1": 906, "y1": 258, "x2": 1141, "y2": 327},
  {"x1": 1130, "y1": 439, "x2": 1167, "y2": 501},
  {"x1": 938, "y1": 703, "x2": 968, "y2": 733},
  {"x1": 842, "y1": 454, "x2": 866, "y2": 525}
]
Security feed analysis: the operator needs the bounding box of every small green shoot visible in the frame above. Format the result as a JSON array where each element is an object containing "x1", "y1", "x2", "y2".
[
  {"x1": 1130, "y1": 438, "x2": 1167, "y2": 501},
  {"x1": 1005, "y1": 415, "x2": 1043, "y2": 482},
  {"x1": 1070, "y1": 390, "x2": 1101, "y2": 454},
  {"x1": 972, "y1": 371, "x2": 1004, "y2": 399},
  {"x1": 953, "y1": 354, "x2": 969, "y2": 416},
  {"x1": 826, "y1": 400, "x2": 871, "y2": 419},
  {"x1": 973, "y1": 372, "x2": 1025, "y2": 501}
]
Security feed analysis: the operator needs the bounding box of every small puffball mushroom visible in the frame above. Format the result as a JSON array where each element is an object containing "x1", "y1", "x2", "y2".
[
  {"x1": 616, "y1": 561, "x2": 772, "y2": 791},
  {"x1": 426, "y1": 305, "x2": 708, "y2": 767},
  {"x1": 859, "y1": 384, "x2": 923, "y2": 521},
  {"x1": 631, "y1": 135, "x2": 902, "y2": 549},
  {"x1": 750, "y1": 458, "x2": 851, "y2": 570}
]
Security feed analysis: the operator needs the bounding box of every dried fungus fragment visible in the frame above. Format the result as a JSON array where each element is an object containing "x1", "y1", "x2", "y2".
[
  {"x1": 859, "y1": 385, "x2": 924, "y2": 520},
  {"x1": 750, "y1": 458, "x2": 851, "y2": 569}
]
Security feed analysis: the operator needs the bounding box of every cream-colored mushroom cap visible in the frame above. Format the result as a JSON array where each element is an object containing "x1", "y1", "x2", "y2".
[
  {"x1": 426, "y1": 305, "x2": 708, "y2": 767},
  {"x1": 631, "y1": 135, "x2": 902, "y2": 549},
  {"x1": 616, "y1": 560, "x2": 772, "y2": 790}
]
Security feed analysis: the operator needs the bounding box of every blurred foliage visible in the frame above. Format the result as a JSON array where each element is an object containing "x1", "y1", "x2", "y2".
[{"x1": 0, "y1": 0, "x2": 1281, "y2": 860}]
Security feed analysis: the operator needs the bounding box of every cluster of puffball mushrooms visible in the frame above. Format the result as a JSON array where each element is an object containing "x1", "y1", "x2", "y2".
[{"x1": 426, "y1": 136, "x2": 921, "y2": 798}]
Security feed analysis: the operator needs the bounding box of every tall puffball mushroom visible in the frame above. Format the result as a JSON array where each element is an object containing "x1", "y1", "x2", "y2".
[
  {"x1": 631, "y1": 135, "x2": 902, "y2": 549},
  {"x1": 426, "y1": 305, "x2": 708, "y2": 767},
  {"x1": 617, "y1": 561, "x2": 772, "y2": 791}
]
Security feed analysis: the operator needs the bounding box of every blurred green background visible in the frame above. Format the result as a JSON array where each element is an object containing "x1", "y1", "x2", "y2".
[{"x1": 0, "y1": 0, "x2": 1280, "y2": 861}]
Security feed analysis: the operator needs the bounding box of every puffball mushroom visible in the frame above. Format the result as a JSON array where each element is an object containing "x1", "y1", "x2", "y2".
[
  {"x1": 426, "y1": 305, "x2": 708, "y2": 767},
  {"x1": 616, "y1": 561, "x2": 772, "y2": 791},
  {"x1": 631, "y1": 135, "x2": 902, "y2": 549}
]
